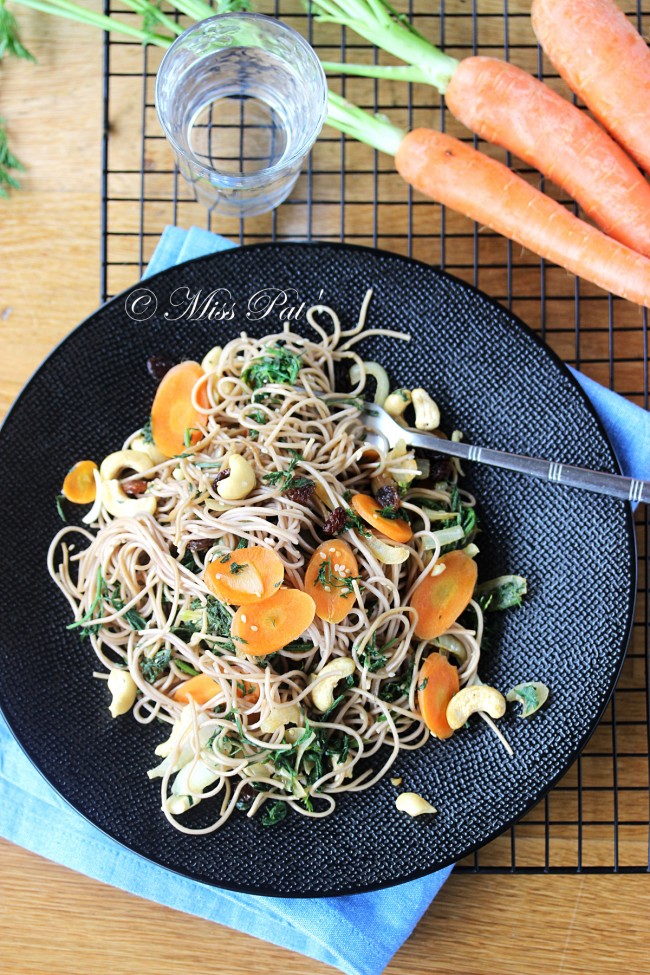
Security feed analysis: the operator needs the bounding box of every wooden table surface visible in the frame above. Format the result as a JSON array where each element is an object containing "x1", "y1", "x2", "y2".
[{"x1": 1, "y1": 9, "x2": 649, "y2": 975}]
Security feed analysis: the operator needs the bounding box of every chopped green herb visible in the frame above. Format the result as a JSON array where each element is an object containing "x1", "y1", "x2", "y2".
[
  {"x1": 283, "y1": 640, "x2": 315, "y2": 653},
  {"x1": 55, "y1": 493, "x2": 67, "y2": 522},
  {"x1": 180, "y1": 549, "x2": 203, "y2": 574},
  {"x1": 342, "y1": 506, "x2": 372, "y2": 537},
  {"x1": 315, "y1": 558, "x2": 365, "y2": 597},
  {"x1": 249, "y1": 410, "x2": 268, "y2": 425},
  {"x1": 183, "y1": 427, "x2": 199, "y2": 448},
  {"x1": 379, "y1": 661, "x2": 414, "y2": 703},
  {"x1": 230, "y1": 561, "x2": 248, "y2": 575},
  {"x1": 506, "y1": 681, "x2": 549, "y2": 718},
  {"x1": 417, "y1": 677, "x2": 429, "y2": 692},
  {"x1": 219, "y1": 552, "x2": 232, "y2": 564},
  {"x1": 235, "y1": 539, "x2": 248, "y2": 550},
  {"x1": 262, "y1": 450, "x2": 304, "y2": 491},
  {"x1": 358, "y1": 633, "x2": 390, "y2": 672},
  {"x1": 141, "y1": 416, "x2": 154, "y2": 444},
  {"x1": 242, "y1": 344, "x2": 302, "y2": 390},
  {"x1": 249, "y1": 429, "x2": 259, "y2": 442},
  {"x1": 141, "y1": 647, "x2": 171, "y2": 683},
  {"x1": 175, "y1": 660, "x2": 200, "y2": 677},
  {"x1": 476, "y1": 575, "x2": 527, "y2": 612},
  {"x1": 377, "y1": 505, "x2": 411, "y2": 523},
  {"x1": 261, "y1": 800, "x2": 289, "y2": 827}
]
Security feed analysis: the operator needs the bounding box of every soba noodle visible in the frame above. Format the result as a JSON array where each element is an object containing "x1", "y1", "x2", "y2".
[{"x1": 48, "y1": 291, "x2": 496, "y2": 834}]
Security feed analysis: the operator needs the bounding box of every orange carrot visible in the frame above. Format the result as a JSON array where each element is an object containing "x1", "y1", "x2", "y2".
[
  {"x1": 151, "y1": 361, "x2": 210, "y2": 458},
  {"x1": 351, "y1": 494, "x2": 413, "y2": 544},
  {"x1": 62, "y1": 460, "x2": 98, "y2": 504},
  {"x1": 411, "y1": 550, "x2": 478, "y2": 640},
  {"x1": 394, "y1": 128, "x2": 650, "y2": 308},
  {"x1": 174, "y1": 673, "x2": 220, "y2": 705},
  {"x1": 231, "y1": 589, "x2": 316, "y2": 657},
  {"x1": 319, "y1": 1, "x2": 650, "y2": 257},
  {"x1": 204, "y1": 546, "x2": 285, "y2": 606},
  {"x1": 444, "y1": 56, "x2": 650, "y2": 257},
  {"x1": 417, "y1": 653, "x2": 460, "y2": 739},
  {"x1": 304, "y1": 540, "x2": 360, "y2": 624},
  {"x1": 533, "y1": 0, "x2": 650, "y2": 176}
]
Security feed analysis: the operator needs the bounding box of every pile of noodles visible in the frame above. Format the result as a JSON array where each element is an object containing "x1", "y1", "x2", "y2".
[{"x1": 48, "y1": 292, "x2": 491, "y2": 834}]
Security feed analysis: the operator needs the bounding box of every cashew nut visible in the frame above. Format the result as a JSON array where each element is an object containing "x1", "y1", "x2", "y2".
[
  {"x1": 201, "y1": 345, "x2": 223, "y2": 373},
  {"x1": 107, "y1": 668, "x2": 138, "y2": 718},
  {"x1": 99, "y1": 449, "x2": 152, "y2": 481},
  {"x1": 395, "y1": 792, "x2": 437, "y2": 817},
  {"x1": 365, "y1": 532, "x2": 411, "y2": 565},
  {"x1": 131, "y1": 435, "x2": 167, "y2": 466},
  {"x1": 446, "y1": 684, "x2": 506, "y2": 731},
  {"x1": 309, "y1": 657, "x2": 355, "y2": 712},
  {"x1": 383, "y1": 388, "x2": 412, "y2": 418},
  {"x1": 259, "y1": 703, "x2": 301, "y2": 734},
  {"x1": 412, "y1": 388, "x2": 441, "y2": 431},
  {"x1": 102, "y1": 478, "x2": 157, "y2": 518},
  {"x1": 217, "y1": 454, "x2": 256, "y2": 501}
]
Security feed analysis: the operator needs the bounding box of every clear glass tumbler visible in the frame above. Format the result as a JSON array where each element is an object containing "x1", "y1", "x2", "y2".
[{"x1": 155, "y1": 13, "x2": 328, "y2": 218}]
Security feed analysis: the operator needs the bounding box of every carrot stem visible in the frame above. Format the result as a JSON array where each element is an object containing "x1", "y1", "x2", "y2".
[
  {"x1": 327, "y1": 91, "x2": 404, "y2": 156},
  {"x1": 310, "y1": 0, "x2": 458, "y2": 91},
  {"x1": 323, "y1": 61, "x2": 431, "y2": 84}
]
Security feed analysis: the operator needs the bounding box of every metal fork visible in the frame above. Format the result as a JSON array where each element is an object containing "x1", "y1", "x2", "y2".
[{"x1": 345, "y1": 399, "x2": 649, "y2": 505}]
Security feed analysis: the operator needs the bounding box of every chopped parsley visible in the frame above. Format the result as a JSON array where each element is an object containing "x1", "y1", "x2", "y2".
[
  {"x1": 477, "y1": 575, "x2": 527, "y2": 612},
  {"x1": 235, "y1": 539, "x2": 248, "y2": 550},
  {"x1": 249, "y1": 410, "x2": 268, "y2": 425},
  {"x1": 142, "y1": 416, "x2": 154, "y2": 444},
  {"x1": 357, "y1": 633, "x2": 398, "y2": 672},
  {"x1": 315, "y1": 557, "x2": 364, "y2": 598},
  {"x1": 230, "y1": 561, "x2": 248, "y2": 575},
  {"x1": 262, "y1": 450, "x2": 314, "y2": 494},
  {"x1": 141, "y1": 647, "x2": 172, "y2": 683},
  {"x1": 175, "y1": 659, "x2": 200, "y2": 677},
  {"x1": 377, "y1": 505, "x2": 411, "y2": 523},
  {"x1": 261, "y1": 800, "x2": 288, "y2": 827},
  {"x1": 241, "y1": 344, "x2": 302, "y2": 390}
]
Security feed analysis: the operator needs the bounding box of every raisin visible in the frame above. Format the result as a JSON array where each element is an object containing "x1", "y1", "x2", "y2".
[
  {"x1": 428, "y1": 454, "x2": 453, "y2": 482},
  {"x1": 187, "y1": 538, "x2": 214, "y2": 552},
  {"x1": 122, "y1": 479, "x2": 148, "y2": 497},
  {"x1": 322, "y1": 506, "x2": 347, "y2": 536},
  {"x1": 375, "y1": 483, "x2": 400, "y2": 510},
  {"x1": 212, "y1": 469, "x2": 230, "y2": 491},
  {"x1": 236, "y1": 782, "x2": 257, "y2": 812},
  {"x1": 286, "y1": 482, "x2": 315, "y2": 504},
  {"x1": 146, "y1": 354, "x2": 176, "y2": 381}
]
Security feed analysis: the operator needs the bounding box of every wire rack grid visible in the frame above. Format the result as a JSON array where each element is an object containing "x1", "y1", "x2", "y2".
[{"x1": 100, "y1": 0, "x2": 649, "y2": 874}]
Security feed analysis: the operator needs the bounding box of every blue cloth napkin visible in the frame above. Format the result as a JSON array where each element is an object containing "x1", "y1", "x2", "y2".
[{"x1": 1, "y1": 225, "x2": 648, "y2": 974}]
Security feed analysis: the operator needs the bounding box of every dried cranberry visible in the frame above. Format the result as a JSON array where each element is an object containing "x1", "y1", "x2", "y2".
[
  {"x1": 146, "y1": 354, "x2": 176, "y2": 381},
  {"x1": 187, "y1": 538, "x2": 214, "y2": 552},
  {"x1": 122, "y1": 478, "x2": 148, "y2": 497},
  {"x1": 375, "y1": 483, "x2": 400, "y2": 510},
  {"x1": 212, "y1": 469, "x2": 231, "y2": 491},
  {"x1": 322, "y1": 506, "x2": 347, "y2": 536},
  {"x1": 286, "y1": 482, "x2": 316, "y2": 504}
]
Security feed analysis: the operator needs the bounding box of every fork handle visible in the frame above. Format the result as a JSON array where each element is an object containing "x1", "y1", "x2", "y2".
[{"x1": 407, "y1": 432, "x2": 650, "y2": 504}]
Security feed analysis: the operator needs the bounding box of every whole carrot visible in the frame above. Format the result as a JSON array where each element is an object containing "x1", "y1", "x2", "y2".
[
  {"x1": 533, "y1": 0, "x2": 650, "y2": 175},
  {"x1": 315, "y1": 0, "x2": 650, "y2": 258},
  {"x1": 327, "y1": 93, "x2": 650, "y2": 309}
]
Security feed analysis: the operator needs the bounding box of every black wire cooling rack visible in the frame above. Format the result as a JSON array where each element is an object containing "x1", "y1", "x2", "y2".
[{"x1": 100, "y1": 0, "x2": 649, "y2": 873}]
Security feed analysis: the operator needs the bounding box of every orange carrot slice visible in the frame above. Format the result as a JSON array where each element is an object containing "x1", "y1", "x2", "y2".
[
  {"x1": 151, "y1": 361, "x2": 210, "y2": 458},
  {"x1": 204, "y1": 546, "x2": 284, "y2": 606},
  {"x1": 412, "y1": 550, "x2": 478, "y2": 640},
  {"x1": 351, "y1": 493, "x2": 413, "y2": 544},
  {"x1": 62, "y1": 460, "x2": 98, "y2": 504},
  {"x1": 231, "y1": 589, "x2": 316, "y2": 657},
  {"x1": 417, "y1": 653, "x2": 460, "y2": 739},
  {"x1": 304, "y1": 540, "x2": 360, "y2": 624},
  {"x1": 174, "y1": 673, "x2": 220, "y2": 705}
]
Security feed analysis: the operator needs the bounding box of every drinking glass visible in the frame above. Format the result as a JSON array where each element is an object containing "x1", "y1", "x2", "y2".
[{"x1": 155, "y1": 13, "x2": 328, "y2": 217}]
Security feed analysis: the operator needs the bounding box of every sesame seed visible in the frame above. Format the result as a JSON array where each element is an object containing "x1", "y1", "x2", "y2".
[
  {"x1": 241, "y1": 615, "x2": 247, "y2": 623},
  {"x1": 323, "y1": 585, "x2": 331, "y2": 592},
  {"x1": 251, "y1": 625, "x2": 258, "y2": 632},
  {"x1": 319, "y1": 551, "x2": 327, "y2": 559},
  {"x1": 328, "y1": 547, "x2": 336, "y2": 553}
]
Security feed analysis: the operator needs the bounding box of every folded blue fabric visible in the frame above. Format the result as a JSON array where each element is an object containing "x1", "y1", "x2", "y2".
[{"x1": 1, "y1": 225, "x2": 647, "y2": 975}]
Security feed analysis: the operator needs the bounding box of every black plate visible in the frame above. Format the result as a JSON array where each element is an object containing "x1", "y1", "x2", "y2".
[{"x1": 0, "y1": 243, "x2": 636, "y2": 896}]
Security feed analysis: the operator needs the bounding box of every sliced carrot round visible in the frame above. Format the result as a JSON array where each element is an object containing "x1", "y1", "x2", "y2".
[
  {"x1": 174, "y1": 673, "x2": 220, "y2": 705},
  {"x1": 417, "y1": 653, "x2": 460, "y2": 739},
  {"x1": 412, "y1": 550, "x2": 478, "y2": 640},
  {"x1": 304, "y1": 540, "x2": 360, "y2": 624},
  {"x1": 151, "y1": 361, "x2": 209, "y2": 458},
  {"x1": 204, "y1": 546, "x2": 285, "y2": 606},
  {"x1": 62, "y1": 460, "x2": 98, "y2": 504},
  {"x1": 351, "y1": 493, "x2": 412, "y2": 543},
  {"x1": 231, "y1": 589, "x2": 316, "y2": 657}
]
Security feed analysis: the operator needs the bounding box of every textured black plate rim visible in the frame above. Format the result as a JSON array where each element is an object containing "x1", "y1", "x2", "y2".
[{"x1": 0, "y1": 241, "x2": 638, "y2": 897}]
